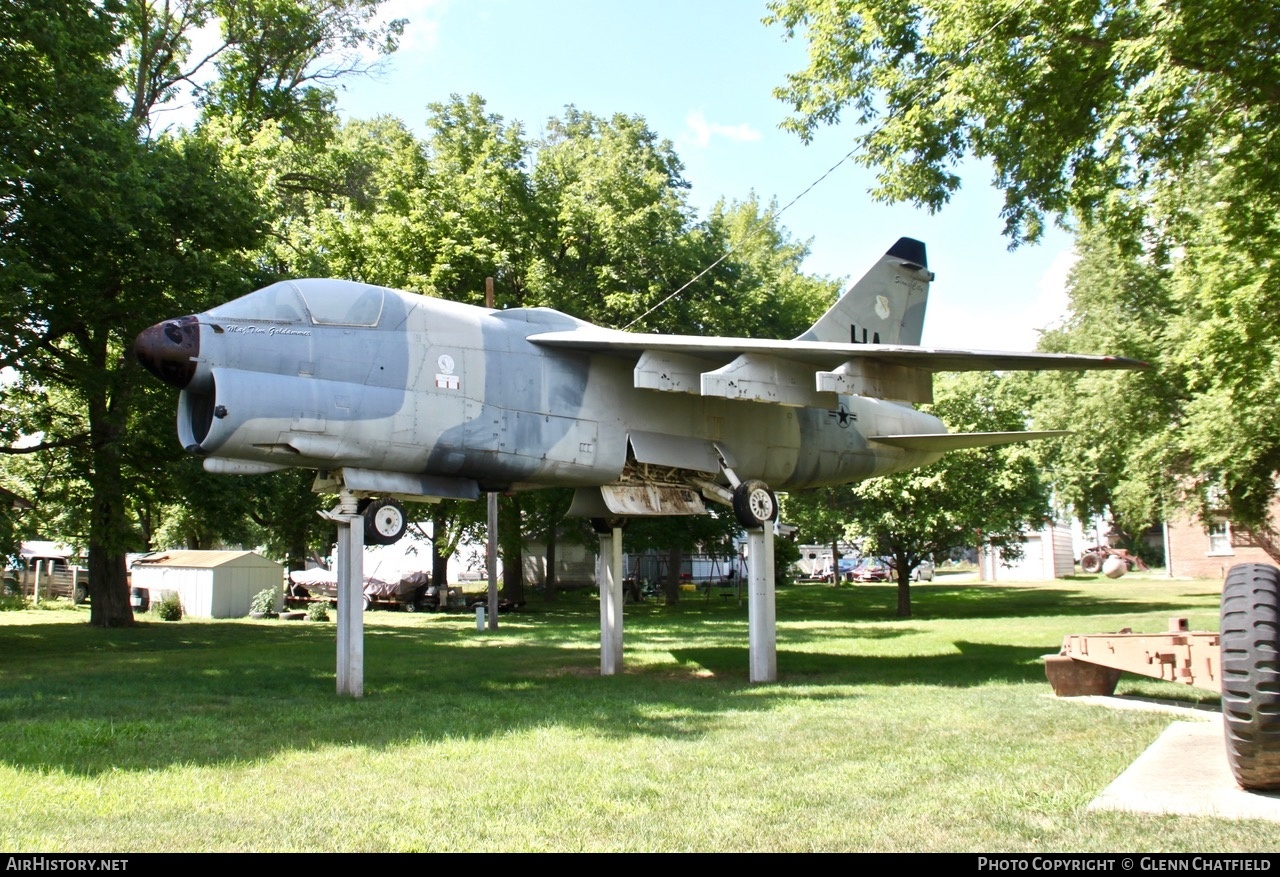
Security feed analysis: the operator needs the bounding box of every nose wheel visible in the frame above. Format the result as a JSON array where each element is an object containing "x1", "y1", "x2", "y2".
[{"x1": 361, "y1": 497, "x2": 408, "y2": 545}]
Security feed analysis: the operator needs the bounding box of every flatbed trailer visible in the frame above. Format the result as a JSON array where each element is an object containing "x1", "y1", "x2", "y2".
[{"x1": 1045, "y1": 563, "x2": 1280, "y2": 792}]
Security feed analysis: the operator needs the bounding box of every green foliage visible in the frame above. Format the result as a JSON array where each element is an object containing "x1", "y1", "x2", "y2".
[
  {"x1": 1034, "y1": 174, "x2": 1280, "y2": 544},
  {"x1": 767, "y1": 0, "x2": 1280, "y2": 246},
  {"x1": 151, "y1": 591, "x2": 183, "y2": 622},
  {"x1": 0, "y1": 593, "x2": 28, "y2": 611},
  {"x1": 305, "y1": 600, "x2": 329, "y2": 622},
  {"x1": 0, "y1": 0, "x2": 407, "y2": 624},
  {"x1": 251, "y1": 588, "x2": 278, "y2": 615},
  {"x1": 1028, "y1": 226, "x2": 1186, "y2": 536},
  {"x1": 774, "y1": 535, "x2": 801, "y2": 585},
  {"x1": 786, "y1": 373, "x2": 1050, "y2": 617},
  {"x1": 768, "y1": 1, "x2": 1280, "y2": 551}
]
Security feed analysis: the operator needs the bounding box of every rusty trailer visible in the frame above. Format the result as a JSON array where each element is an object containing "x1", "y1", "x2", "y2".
[
  {"x1": 1045, "y1": 618, "x2": 1221, "y2": 697},
  {"x1": 1045, "y1": 562, "x2": 1280, "y2": 792}
]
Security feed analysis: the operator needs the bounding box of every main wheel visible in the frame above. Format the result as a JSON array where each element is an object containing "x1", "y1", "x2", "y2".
[
  {"x1": 732, "y1": 480, "x2": 777, "y2": 530},
  {"x1": 363, "y1": 497, "x2": 407, "y2": 545},
  {"x1": 590, "y1": 517, "x2": 628, "y2": 534},
  {"x1": 1220, "y1": 563, "x2": 1280, "y2": 790},
  {"x1": 1080, "y1": 552, "x2": 1103, "y2": 574}
]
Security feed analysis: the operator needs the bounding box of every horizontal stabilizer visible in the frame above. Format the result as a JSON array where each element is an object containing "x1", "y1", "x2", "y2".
[{"x1": 870, "y1": 431, "x2": 1070, "y2": 451}]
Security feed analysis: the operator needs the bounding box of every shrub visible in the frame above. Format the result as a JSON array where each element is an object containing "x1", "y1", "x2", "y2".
[
  {"x1": 152, "y1": 591, "x2": 183, "y2": 622},
  {"x1": 0, "y1": 593, "x2": 27, "y2": 611},
  {"x1": 305, "y1": 601, "x2": 329, "y2": 622},
  {"x1": 251, "y1": 588, "x2": 278, "y2": 615}
]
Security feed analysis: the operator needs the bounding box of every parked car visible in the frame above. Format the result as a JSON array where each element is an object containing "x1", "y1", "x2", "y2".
[
  {"x1": 850, "y1": 557, "x2": 893, "y2": 582},
  {"x1": 818, "y1": 557, "x2": 858, "y2": 583},
  {"x1": 882, "y1": 557, "x2": 937, "y2": 581},
  {"x1": 911, "y1": 558, "x2": 935, "y2": 581}
]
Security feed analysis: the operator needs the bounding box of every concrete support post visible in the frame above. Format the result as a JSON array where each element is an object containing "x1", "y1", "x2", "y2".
[
  {"x1": 747, "y1": 525, "x2": 777, "y2": 683},
  {"x1": 335, "y1": 513, "x2": 365, "y2": 697},
  {"x1": 598, "y1": 528, "x2": 624, "y2": 675},
  {"x1": 486, "y1": 491, "x2": 499, "y2": 630}
]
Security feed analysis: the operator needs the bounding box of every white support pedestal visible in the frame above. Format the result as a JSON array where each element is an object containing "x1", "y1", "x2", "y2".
[
  {"x1": 747, "y1": 525, "x2": 777, "y2": 683},
  {"x1": 598, "y1": 528, "x2": 624, "y2": 675},
  {"x1": 334, "y1": 511, "x2": 365, "y2": 697}
]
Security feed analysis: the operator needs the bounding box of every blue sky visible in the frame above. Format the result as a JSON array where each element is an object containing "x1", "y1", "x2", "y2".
[{"x1": 331, "y1": 0, "x2": 1078, "y2": 351}]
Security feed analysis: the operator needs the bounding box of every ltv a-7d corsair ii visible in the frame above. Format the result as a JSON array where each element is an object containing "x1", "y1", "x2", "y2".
[{"x1": 135, "y1": 238, "x2": 1143, "y2": 542}]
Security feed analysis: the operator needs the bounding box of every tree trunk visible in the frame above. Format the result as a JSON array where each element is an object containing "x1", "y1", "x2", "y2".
[
  {"x1": 86, "y1": 334, "x2": 134, "y2": 628},
  {"x1": 831, "y1": 538, "x2": 841, "y2": 586},
  {"x1": 499, "y1": 495, "x2": 524, "y2": 602},
  {"x1": 663, "y1": 545, "x2": 682, "y2": 606},
  {"x1": 896, "y1": 571, "x2": 912, "y2": 618},
  {"x1": 431, "y1": 507, "x2": 450, "y2": 587}
]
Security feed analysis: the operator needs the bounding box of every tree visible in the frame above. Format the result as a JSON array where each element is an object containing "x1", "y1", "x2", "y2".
[
  {"x1": 1027, "y1": 225, "x2": 1185, "y2": 541},
  {"x1": 766, "y1": 0, "x2": 1280, "y2": 247},
  {"x1": 624, "y1": 513, "x2": 741, "y2": 606},
  {"x1": 782, "y1": 486, "x2": 855, "y2": 585},
  {"x1": 240, "y1": 98, "x2": 839, "y2": 569},
  {"x1": 0, "y1": 0, "x2": 402, "y2": 625},
  {"x1": 787, "y1": 373, "x2": 1051, "y2": 617},
  {"x1": 1031, "y1": 163, "x2": 1280, "y2": 556},
  {"x1": 767, "y1": 0, "x2": 1280, "y2": 552}
]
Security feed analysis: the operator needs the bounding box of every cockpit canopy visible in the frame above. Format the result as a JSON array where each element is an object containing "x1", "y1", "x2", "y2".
[{"x1": 208, "y1": 279, "x2": 386, "y2": 327}]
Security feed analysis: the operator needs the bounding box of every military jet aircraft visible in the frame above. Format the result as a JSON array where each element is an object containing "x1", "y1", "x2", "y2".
[{"x1": 134, "y1": 238, "x2": 1143, "y2": 544}]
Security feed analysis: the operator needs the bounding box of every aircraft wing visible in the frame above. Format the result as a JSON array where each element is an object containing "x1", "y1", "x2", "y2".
[
  {"x1": 869, "y1": 431, "x2": 1070, "y2": 451},
  {"x1": 526, "y1": 329, "x2": 1146, "y2": 371},
  {"x1": 527, "y1": 328, "x2": 1146, "y2": 406}
]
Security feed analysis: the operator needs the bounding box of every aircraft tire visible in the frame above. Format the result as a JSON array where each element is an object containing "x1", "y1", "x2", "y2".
[
  {"x1": 590, "y1": 517, "x2": 628, "y2": 534},
  {"x1": 1221, "y1": 563, "x2": 1280, "y2": 790},
  {"x1": 732, "y1": 480, "x2": 777, "y2": 530},
  {"x1": 363, "y1": 497, "x2": 408, "y2": 545}
]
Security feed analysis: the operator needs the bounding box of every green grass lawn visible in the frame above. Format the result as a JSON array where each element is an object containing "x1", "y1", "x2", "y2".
[{"x1": 0, "y1": 574, "x2": 1271, "y2": 852}]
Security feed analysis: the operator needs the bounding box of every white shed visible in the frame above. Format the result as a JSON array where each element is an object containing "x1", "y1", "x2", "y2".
[
  {"x1": 131, "y1": 550, "x2": 283, "y2": 618},
  {"x1": 979, "y1": 520, "x2": 1076, "y2": 581}
]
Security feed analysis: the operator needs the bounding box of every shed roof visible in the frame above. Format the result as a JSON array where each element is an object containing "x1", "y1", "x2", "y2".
[{"x1": 131, "y1": 550, "x2": 281, "y2": 570}]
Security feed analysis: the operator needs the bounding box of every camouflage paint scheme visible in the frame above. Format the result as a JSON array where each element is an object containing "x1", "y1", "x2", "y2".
[{"x1": 134, "y1": 239, "x2": 1143, "y2": 519}]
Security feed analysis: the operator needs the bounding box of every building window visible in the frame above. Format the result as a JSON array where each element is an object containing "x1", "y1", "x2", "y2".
[{"x1": 1208, "y1": 520, "x2": 1233, "y2": 556}]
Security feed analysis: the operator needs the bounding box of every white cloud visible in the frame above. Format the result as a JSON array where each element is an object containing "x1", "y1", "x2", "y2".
[{"x1": 682, "y1": 110, "x2": 762, "y2": 148}]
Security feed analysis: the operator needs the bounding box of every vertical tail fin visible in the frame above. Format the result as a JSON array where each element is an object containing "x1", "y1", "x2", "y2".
[{"x1": 795, "y1": 238, "x2": 933, "y2": 346}]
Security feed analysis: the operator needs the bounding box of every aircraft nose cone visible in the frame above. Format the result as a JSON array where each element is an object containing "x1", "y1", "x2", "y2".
[{"x1": 134, "y1": 316, "x2": 199, "y2": 389}]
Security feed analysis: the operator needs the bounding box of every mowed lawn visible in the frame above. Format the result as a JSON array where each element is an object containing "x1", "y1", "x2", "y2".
[{"x1": 0, "y1": 574, "x2": 1272, "y2": 852}]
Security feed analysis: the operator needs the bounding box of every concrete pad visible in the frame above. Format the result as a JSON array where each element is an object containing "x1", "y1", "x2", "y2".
[{"x1": 1083, "y1": 707, "x2": 1280, "y2": 821}]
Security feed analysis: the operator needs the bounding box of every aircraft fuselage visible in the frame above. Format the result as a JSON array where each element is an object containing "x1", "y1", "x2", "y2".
[{"x1": 135, "y1": 279, "x2": 944, "y2": 499}]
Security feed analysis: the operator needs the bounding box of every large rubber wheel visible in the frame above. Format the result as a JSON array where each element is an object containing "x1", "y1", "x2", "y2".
[
  {"x1": 363, "y1": 497, "x2": 408, "y2": 545},
  {"x1": 590, "y1": 517, "x2": 628, "y2": 535},
  {"x1": 1080, "y1": 552, "x2": 1103, "y2": 574},
  {"x1": 732, "y1": 480, "x2": 777, "y2": 530},
  {"x1": 1220, "y1": 563, "x2": 1280, "y2": 790}
]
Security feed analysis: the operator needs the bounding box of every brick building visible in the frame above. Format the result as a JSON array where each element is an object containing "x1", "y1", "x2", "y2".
[{"x1": 1166, "y1": 505, "x2": 1280, "y2": 579}]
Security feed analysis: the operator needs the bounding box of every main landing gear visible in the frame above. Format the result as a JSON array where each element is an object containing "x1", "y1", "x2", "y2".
[
  {"x1": 732, "y1": 479, "x2": 778, "y2": 530},
  {"x1": 359, "y1": 497, "x2": 408, "y2": 545}
]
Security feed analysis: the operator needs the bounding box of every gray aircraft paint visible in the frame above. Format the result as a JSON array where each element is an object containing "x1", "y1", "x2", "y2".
[{"x1": 135, "y1": 238, "x2": 1145, "y2": 513}]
